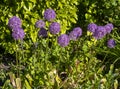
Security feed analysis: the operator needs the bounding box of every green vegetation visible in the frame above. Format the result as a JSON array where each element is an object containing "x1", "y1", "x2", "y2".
[{"x1": 0, "y1": 0, "x2": 120, "y2": 89}]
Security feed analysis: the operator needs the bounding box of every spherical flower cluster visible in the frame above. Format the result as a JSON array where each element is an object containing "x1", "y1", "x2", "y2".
[
  {"x1": 69, "y1": 27, "x2": 82, "y2": 40},
  {"x1": 12, "y1": 27, "x2": 25, "y2": 40},
  {"x1": 49, "y1": 22, "x2": 60, "y2": 34},
  {"x1": 58, "y1": 34, "x2": 70, "y2": 47},
  {"x1": 35, "y1": 20, "x2": 45, "y2": 28},
  {"x1": 44, "y1": 9, "x2": 56, "y2": 21},
  {"x1": 107, "y1": 23, "x2": 113, "y2": 29},
  {"x1": 107, "y1": 39, "x2": 116, "y2": 48},
  {"x1": 8, "y1": 16, "x2": 22, "y2": 29},
  {"x1": 8, "y1": 16, "x2": 25, "y2": 40},
  {"x1": 87, "y1": 23, "x2": 114, "y2": 40},
  {"x1": 93, "y1": 26, "x2": 106, "y2": 39},
  {"x1": 38, "y1": 28, "x2": 47, "y2": 38},
  {"x1": 104, "y1": 23, "x2": 113, "y2": 34},
  {"x1": 87, "y1": 23, "x2": 97, "y2": 33}
]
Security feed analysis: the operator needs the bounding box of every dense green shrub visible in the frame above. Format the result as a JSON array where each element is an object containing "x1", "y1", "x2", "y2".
[
  {"x1": 0, "y1": 0, "x2": 78, "y2": 54},
  {"x1": 0, "y1": 0, "x2": 120, "y2": 89}
]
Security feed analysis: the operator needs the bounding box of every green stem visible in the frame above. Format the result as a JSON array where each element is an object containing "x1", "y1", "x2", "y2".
[
  {"x1": 15, "y1": 40, "x2": 19, "y2": 78},
  {"x1": 20, "y1": 40, "x2": 24, "y2": 65},
  {"x1": 37, "y1": 38, "x2": 41, "y2": 64},
  {"x1": 34, "y1": 41, "x2": 38, "y2": 77}
]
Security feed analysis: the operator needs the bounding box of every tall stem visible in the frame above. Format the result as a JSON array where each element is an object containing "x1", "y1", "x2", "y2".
[
  {"x1": 15, "y1": 40, "x2": 19, "y2": 77},
  {"x1": 20, "y1": 40, "x2": 24, "y2": 65}
]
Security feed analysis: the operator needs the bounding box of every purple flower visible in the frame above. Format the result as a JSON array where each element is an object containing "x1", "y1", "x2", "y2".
[
  {"x1": 87, "y1": 23, "x2": 97, "y2": 33},
  {"x1": 8, "y1": 16, "x2": 22, "y2": 29},
  {"x1": 12, "y1": 28, "x2": 25, "y2": 40},
  {"x1": 107, "y1": 23, "x2": 114, "y2": 29},
  {"x1": 107, "y1": 39, "x2": 116, "y2": 48},
  {"x1": 93, "y1": 26, "x2": 106, "y2": 39},
  {"x1": 104, "y1": 23, "x2": 114, "y2": 34},
  {"x1": 44, "y1": 9, "x2": 56, "y2": 21},
  {"x1": 58, "y1": 34, "x2": 70, "y2": 47},
  {"x1": 49, "y1": 22, "x2": 60, "y2": 34},
  {"x1": 69, "y1": 27, "x2": 82, "y2": 40},
  {"x1": 38, "y1": 28, "x2": 47, "y2": 38},
  {"x1": 35, "y1": 20, "x2": 45, "y2": 28}
]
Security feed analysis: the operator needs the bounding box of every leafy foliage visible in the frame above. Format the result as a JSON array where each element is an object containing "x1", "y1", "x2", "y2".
[{"x1": 0, "y1": 0, "x2": 120, "y2": 89}]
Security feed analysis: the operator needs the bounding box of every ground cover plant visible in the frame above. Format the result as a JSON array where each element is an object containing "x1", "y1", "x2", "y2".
[{"x1": 0, "y1": 0, "x2": 120, "y2": 89}]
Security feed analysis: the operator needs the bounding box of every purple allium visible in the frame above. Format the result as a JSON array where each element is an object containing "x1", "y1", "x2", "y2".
[
  {"x1": 38, "y1": 28, "x2": 47, "y2": 38},
  {"x1": 12, "y1": 28, "x2": 25, "y2": 40},
  {"x1": 107, "y1": 23, "x2": 114, "y2": 30},
  {"x1": 104, "y1": 23, "x2": 114, "y2": 34},
  {"x1": 58, "y1": 34, "x2": 70, "y2": 47},
  {"x1": 35, "y1": 20, "x2": 45, "y2": 28},
  {"x1": 87, "y1": 23, "x2": 97, "y2": 33},
  {"x1": 8, "y1": 16, "x2": 22, "y2": 29},
  {"x1": 69, "y1": 27, "x2": 82, "y2": 40},
  {"x1": 49, "y1": 22, "x2": 60, "y2": 34},
  {"x1": 107, "y1": 39, "x2": 116, "y2": 48},
  {"x1": 44, "y1": 9, "x2": 56, "y2": 21},
  {"x1": 93, "y1": 26, "x2": 106, "y2": 39}
]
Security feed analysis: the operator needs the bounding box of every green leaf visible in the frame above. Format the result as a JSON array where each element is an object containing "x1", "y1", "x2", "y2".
[
  {"x1": 30, "y1": 0, "x2": 36, "y2": 3},
  {"x1": 70, "y1": 18, "x2": 76, "y2": 23},
  {"x1": 24, "y1": 80, "x2": 32, "y2": 89},
  {"x1": 82, "y1": 45, "x2": 88, "y2": 53},
  {"x1": 2, "y1": 80, "x2": 13, "y2": 89},
  {"x1": 26, "y1": 74, "x2": 33, "y2": 85}
]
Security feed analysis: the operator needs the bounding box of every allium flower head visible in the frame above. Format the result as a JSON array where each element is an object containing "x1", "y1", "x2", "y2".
[
  {"x1": 107, "y1": 39, "x2": 116, "y2": 48},
  {"x1": 8, "y1": 16, "x2": 22, "y2": 29},
  {"x1": 69, "y1": 27, "x2": 82, "y2": 40},
  {"x1": 104, "y1": 23, "x2": 114, "y2": 34},
  {"x1": 107, "y1": 23, "x2": 114, "y2": 30},
  {"x1": 38, "y1": 28, "x2": 47, "y2": 38},
  {"x1": 12, "y1": 27, "x2": 25, "y2": 40},
  {"x1": 87, "y1": 23, "x2": 97, "y2": 33},
  {"x1": 58, "y1": 34, "x2": 70, "y2": 47},
  {"x1": 49, "y1": 22, "x2": 60, "y2": 34},
  {"x1": 93, "y1": 26, "x2": 106, "y2": 39},
  {"x1": 35, "y1": 20, "x2": 45, "y2": 28},
  {"x1": 44, "y1": 9, "x2": 56, "y2": 21}
]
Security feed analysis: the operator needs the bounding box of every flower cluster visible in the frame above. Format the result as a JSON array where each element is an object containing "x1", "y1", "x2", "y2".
[
  {"x1": 87, "y1": 23, "x2": 97, "y2": 33},
  {"x1": 87, "y1": 23, "x2": 116, "y2": 48},
  {"x1": 104, "y1": 23, "x2": 113, "y2": 34},
  {"x1": 38, "y1": 28, "x2": 47, "y2": 38},
  {"x1": 107, "y1": 39, "x2": 116, "y2": 48},
  {"x1": 12, "y1": 27, "x2": 25, "y2": 40},
  {"x1": 57, "y1": 27, "x2": 83, "y2": 47},
  {"x1": 35, "y1": 9, "x2": 61, "y2": 38},
  {"x1": 87, "y1": 23, "x2": 114, "y2": 39},
  {"x1": 8, "y1": 16, "x2": 25, "y2": 40},
  {"x1": 69, "y1": 27, "x2": 82, "y2": 41},
  {"x1": 44, "y1": 9, "x2": 56, "y2": 21},
  {"x1": 8, "y1": 16, "x2": 22, "y2": 29},
  {"x1": 93, "y1": 26, "x2": 106, "y2": 39},
  {"x1": 49, "y1": 22, "x2": 60, "y2": 34},
  {"x1": 35, "y1": 20, "x2": 45, "y2": 28},
  {"x1": 8, "y1": 9, "x2": 116, "y2": 48},
  {"x1": 58, "y1": 34, "x2": 70, "y2": 47}
]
